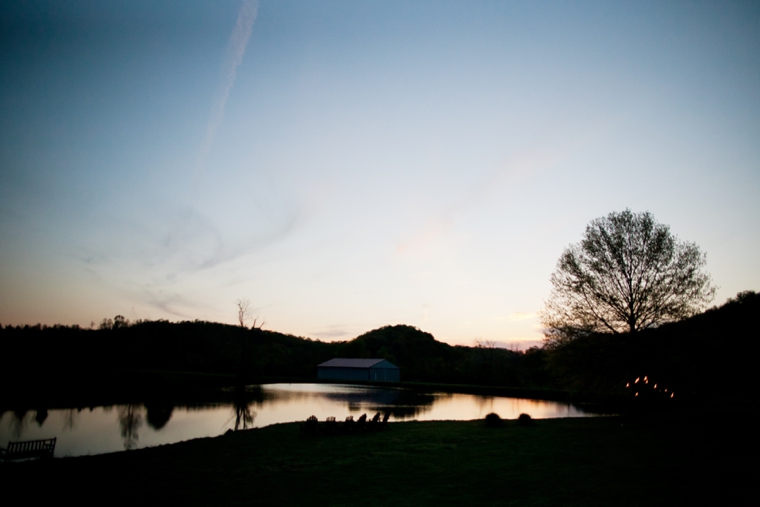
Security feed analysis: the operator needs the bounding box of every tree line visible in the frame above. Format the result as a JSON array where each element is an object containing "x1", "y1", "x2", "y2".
[
  {"x1": 0, "y1": 320, "x2": 550, "y2": 403},
  {"x1": 2, "y1": 289, "x2": 757, "y2": 405}
]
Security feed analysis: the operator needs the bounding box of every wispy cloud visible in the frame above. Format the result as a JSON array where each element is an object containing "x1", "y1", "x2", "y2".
[
  {"x1": 312, "y1": 325, "x2": 353, "y2": 339},
  {"x1": 140, "y1": 289, "x2": 202, "y2": 320},
  {"x1": 395, "y1": 123, "x2": 610, "y2": 256},
  {"x1": 195, "y1": 0, "x2": 259, "y2": 181},
  {"x1": 506, "y1": 311, "x2": 536, "y2": 322}
]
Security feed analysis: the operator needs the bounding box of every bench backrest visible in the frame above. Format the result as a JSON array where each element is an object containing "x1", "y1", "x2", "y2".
[{"x1": 4, "y1": 438, "x2": 56, "y2": 458}]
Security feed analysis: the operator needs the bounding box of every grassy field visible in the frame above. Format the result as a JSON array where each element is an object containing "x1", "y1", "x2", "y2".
[{"x1": 2, "y1": 410, "x2": 755, "y2": 506}]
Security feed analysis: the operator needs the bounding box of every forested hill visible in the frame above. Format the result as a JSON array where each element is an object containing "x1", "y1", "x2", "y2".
[
  {"x1": 546, "y1": 290, "x2": 760, "y2": 398},
  {"x1": 0, "y1": 320, "x2": 548, "y2": 388},
  {"x1": 3, "y1": 291, "x2": 756, "y2": 400}
]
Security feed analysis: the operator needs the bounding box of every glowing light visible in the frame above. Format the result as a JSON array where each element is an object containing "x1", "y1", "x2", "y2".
[
  {"x1": 635, "y1": 377, "x2": 640, "y2": 383},
  {"x1": 644, "y1": 376, "x2": 648, "y2": 381},
  {"x1": 635, "y1": 392, "x2": 639, "y2": 397},
  {"x1": 626, "y1": 383, "x2": 630, "y2": 387},
  {"x1": 670, "y1": 393, "x2": 674, "y2": 398},
  {"x1": 653, "y1": 384, "x2": 657, "y2": 388}
]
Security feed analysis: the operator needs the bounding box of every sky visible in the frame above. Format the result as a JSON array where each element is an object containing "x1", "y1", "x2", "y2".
[{"x1": 1, "y1": 0, "x2": 759, "y2": 348}]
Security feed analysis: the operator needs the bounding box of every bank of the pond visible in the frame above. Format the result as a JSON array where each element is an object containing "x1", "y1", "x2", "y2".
[{"x1": 3, "y1": 410, "x2": 754, "y2": 506}]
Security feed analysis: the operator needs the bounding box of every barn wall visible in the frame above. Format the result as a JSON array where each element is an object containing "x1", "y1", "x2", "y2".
[
  {"x1": 369, "y1": 367, "x2": 400, "y2": 382},
  {"x1": 317, "y1": 367, "x2": 370, "y2": 381}
]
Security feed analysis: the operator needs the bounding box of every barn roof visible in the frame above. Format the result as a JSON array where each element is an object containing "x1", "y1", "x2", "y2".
[{"x1": 317, "y1": 358, "x2": 399, "y2": 369}]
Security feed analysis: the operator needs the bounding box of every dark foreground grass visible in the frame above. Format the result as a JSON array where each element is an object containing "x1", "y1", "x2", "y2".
[{"x1": 2, "y1": 412, "x2": 756, "y2": 506}]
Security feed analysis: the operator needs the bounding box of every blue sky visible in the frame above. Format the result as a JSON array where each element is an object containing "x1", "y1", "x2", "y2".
[{"x1": 1, "y1": 0, "x2": 759, "y2": 347}]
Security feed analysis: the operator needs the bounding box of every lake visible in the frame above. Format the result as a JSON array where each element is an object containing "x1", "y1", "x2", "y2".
[{"x1": 1, "y1": 383, "x2": 597, "y2": 457}]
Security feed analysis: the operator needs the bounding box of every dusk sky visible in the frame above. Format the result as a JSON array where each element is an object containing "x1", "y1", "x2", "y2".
[{"x1": 1, "y1": 0, "x2": 758, "y2": 348}]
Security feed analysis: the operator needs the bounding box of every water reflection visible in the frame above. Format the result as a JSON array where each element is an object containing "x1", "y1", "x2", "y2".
[
  {"x1": 231, "y1": 386, "x2": 258, "y2": 431},
  {"x1": 118, "y1": 405, "x2": 143, "y2": 450},
  {"x1": 145, "y1": 403, "x2": 173, "y2": 430},
  {"x1": 63, "y1": 409, "x2": 77, "y2": 431},
  {"x1": 262, "y1": 383, "x2": 438, "y2": 419},
  {"x1": 8, "y1": 409, "x2": 29, "y2": 439},
  {"x1": 34, "y1": 408, "x2": 48, "y2": 427},
  {"x1": 0, "y1": 383, "x2": 598, "y2": 457}
]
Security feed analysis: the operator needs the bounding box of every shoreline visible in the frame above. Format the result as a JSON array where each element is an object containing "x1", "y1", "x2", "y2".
[{"x1": 3, "y1": 412, "x2": 755, "y2": 506}]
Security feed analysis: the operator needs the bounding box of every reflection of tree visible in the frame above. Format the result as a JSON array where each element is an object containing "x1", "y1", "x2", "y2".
[
  {"x1": 234, "y1": 403, "x2": 255, "y2": 431},
  {"x1": 118, "y1": 405, "x2": 143, "y2": 450},
  {"x1": 34, "y1": 408, "x2": 48, "y2": 427},
  {"x1": 9, "y1": 409, "x2": 29, "y2": 439},
  {"x1": 376, "y1": 405, "x2": 428, "y2": 420},
  {"x1": 376, "y1": 393, "x2": 442, "y2": 420},
  {"x1": 145, "y1": 403, "x2": 174, "y2": 430},
  {"x1": 474, "y1": 395, "x2": 495, "y2": 413},
  {"x1": 232, "y1": 387, "x2": 256, "y2": 431},
  {"x1": 63, "y1": 409, "x2": 77, "y2": 431}
]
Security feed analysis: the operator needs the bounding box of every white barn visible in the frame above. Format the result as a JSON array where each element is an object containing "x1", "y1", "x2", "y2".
[{"x1": 317, "y1": 358, "x2": 400, "y2": 382}]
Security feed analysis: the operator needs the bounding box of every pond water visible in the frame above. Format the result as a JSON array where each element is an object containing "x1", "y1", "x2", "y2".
[{"x1": 1, "y1": 383, "x2": 597, "y2": 457}]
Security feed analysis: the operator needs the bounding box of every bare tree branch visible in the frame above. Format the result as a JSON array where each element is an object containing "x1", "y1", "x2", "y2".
[
  {"x1": 235, "y1": 299, "x2": 251, "y2": 328},
  {"x1": 236, "y1": 299, "x2": 265, "y2": 330}
]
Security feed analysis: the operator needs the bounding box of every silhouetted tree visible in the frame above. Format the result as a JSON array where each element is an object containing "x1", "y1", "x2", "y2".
[
  {"x1": 541, "y1": 209, "x2": 715, "y2": 345},
  {"x1": 236, "y1": 299, "x2": 264, "y2": 329},
  {"x1": 475, "y1": 339, "x2": 497, "y2": 383},
  {"x1": 235, "y1": 299, "x2": 264, "y2": 381},
  {"x1": 236, "y1": 299, "x2": 252, "y2": 328},
  {"x1": 113, "y1": 315, "x2": 129, "y2": 329}
]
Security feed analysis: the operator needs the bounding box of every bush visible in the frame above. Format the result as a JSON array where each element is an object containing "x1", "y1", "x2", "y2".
[
  {"x1": 485, "y1": 412, "x2": 502, "y2": 428},
  {"x1": 517, "y1": 413, "x2": 532, "y2": 426}
]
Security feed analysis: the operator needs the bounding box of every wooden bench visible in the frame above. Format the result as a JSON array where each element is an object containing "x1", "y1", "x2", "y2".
[{"x1": 1, "y1": 438, "x2": 56, "y2": 461}]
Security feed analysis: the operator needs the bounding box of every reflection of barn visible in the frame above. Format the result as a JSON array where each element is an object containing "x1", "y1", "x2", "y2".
[{"x1": 317, "y1": 358, "x2": 400, "y2": 382}]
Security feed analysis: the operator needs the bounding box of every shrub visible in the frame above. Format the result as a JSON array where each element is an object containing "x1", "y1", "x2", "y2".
[
  {"x1": 517, "y1": 413, "x2": 532, "y2": 426},
  {"x1": 485, "y1": 412, "x2": 502, "y2": 428}
]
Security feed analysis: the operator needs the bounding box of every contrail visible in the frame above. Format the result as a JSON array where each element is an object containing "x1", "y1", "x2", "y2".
[{"x1": 196, "y1": 0, "x2": 259, "y2": 180}]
